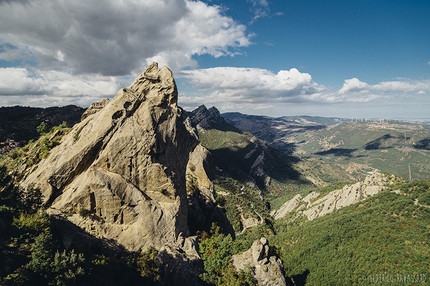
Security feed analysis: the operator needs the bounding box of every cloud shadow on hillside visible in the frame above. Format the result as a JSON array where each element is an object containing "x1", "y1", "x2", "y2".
[
  {"x1": 315, "y1": 148, "x2": 357, "y2": 157},
  {"x1": 414, "y1": 137, "x2": 430, "y2": 150},
  {"x1": 209, "y1": 145, "x2": 304, "y2": 192},
  {"x1": 364, "y1": 134, "x2": 402, "y2": 150}
]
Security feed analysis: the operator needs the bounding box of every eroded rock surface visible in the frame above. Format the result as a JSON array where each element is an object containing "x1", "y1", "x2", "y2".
[
  {"x1": 232, "y1": 237, "x2": 287, "y2": 286},
  {"x1": 272, "y1": 170, "x2": 399, "y2": 221},
  {"x1": 22, "y1": 63, "x2": 214, "y2": 252}
]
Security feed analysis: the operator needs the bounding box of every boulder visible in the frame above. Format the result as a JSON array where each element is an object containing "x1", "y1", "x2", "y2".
[{"x1": 232, "y1": 237, "x2": 287, "y2": 286}]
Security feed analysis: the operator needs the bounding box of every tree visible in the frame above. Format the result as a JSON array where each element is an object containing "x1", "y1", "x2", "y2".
[{"x1": 37, "y1": 121, "x2": 49, "y2": 135}]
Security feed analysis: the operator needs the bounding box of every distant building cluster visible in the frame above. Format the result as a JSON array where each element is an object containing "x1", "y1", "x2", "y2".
[{"x1": 0, "y1": 139, "x2": 20, "y2": 156}]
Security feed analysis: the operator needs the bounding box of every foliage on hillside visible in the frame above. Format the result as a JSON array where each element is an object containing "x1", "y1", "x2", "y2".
[
  {"x1": 198, "y1": 224, "x2": 257, "y2": 286},
  {"x1": 0, "y1": 179, "x2": 161, "y2": 285},
  {"x1": 2, "y1": 112, "x2": 430, "y2": 285},
  {"x1": 0, "y1": 105, "x2": 84, "y2": 144},
  {"x1": 0, "y1": 122, "x2": 71, "y2": 182},
  {"x1": 270, "y1": 181, "x2": 430, "y2": 285},
  {"x1": 214, "y1": 175, "x2": 275, "y2": 234}
]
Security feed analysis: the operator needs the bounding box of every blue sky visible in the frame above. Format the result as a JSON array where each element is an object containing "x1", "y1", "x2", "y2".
[{"x1": 0, "y1": 0, "x2": 429, "y2": 119}]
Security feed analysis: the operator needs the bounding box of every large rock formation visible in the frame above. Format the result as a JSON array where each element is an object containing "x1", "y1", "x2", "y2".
[
  {"x1": 232, "y1": 237, "x2": 287, "y2": 286},
  {"x1": 187, "y1": 105, "x2": 239, "y2": 131},
  {"x1": 22, "y1": 63, "x2": 214, "y2": 252}
]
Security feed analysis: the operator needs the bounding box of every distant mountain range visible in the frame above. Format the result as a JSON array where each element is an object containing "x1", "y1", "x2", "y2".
[{"x1": 223, "y1": 111, "x2": 430, "y2": 181}]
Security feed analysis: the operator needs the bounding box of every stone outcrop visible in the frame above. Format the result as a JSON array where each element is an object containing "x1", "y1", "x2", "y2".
[
  {"x1": 188, "y1": 105, "x2": 237, "y2": 131},
  {"x1": 272, "y1": 170, "x2": 399, "y2": 221},
  {"x1": 22, "y1": 62, "x2": 215, "y2": 252},
  {"x1": 232, "y1": 237, "x2": 287, "y2": 286},
  {"x1": 271, "y1": 194, "x2": 303, "y2": 220}
]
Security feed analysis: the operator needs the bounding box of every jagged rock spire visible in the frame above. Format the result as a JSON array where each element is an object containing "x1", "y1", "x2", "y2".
[{"x1": 22, "y1": 63, "x2": 212, "y2": 252}]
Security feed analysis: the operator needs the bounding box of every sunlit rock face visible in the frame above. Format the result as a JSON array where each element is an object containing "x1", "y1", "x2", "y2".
[{"x1": 23, "y1": 62, "x2": 214, "y2": 252}]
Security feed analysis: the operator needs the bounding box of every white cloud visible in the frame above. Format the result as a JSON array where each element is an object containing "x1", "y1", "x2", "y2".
[
  {"x1": 248, "y1": 0, "x2": 270, "y2": 23},
  {"x1": 339, "y1": 78, "x2": 369, "y2": 94},
  {"x1": 181, "y1": 67, "x2": 323, "y2": 97},
  {"x1": 0, "y1": 68, "x2": 48, "y2": 95},
  {"x1": 0, "y1": 67, "x2": 119, "y2": 107},
  {"x1": 0, "y1": 0, "x2": 251, "y2": 76},
  {"x1": 0, "y1": 0, "x2": 252, "y2": 106},
  {"x1": 148, "y1": 0, "x2": 251, "y2": 70},
  {"x1": 339, "y1": 78, "x2": 430, "y2": 95},
  {"x1": 179, "y1": 67, "x2": 430, "y2": 115},
  {"x1": 179, "y1": 66, "x2": 328, "y2": 111}
]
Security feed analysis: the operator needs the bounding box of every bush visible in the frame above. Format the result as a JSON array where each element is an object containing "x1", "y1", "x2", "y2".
[
  {"x1": 137, "y1": 247, "x2": 160, "y2": 280},
  {"x1": 36, "y1": 122, "x2": 49, "y2": 135},
  {"x1": 198, "y1": 224, "x2": 256, "y2": 285}
]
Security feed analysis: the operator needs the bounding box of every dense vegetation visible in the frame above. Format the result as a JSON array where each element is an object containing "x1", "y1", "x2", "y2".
[
  {"x1": 270, "y1": 181, "x2": 430, "y2": 285},
  {"x1": 0, "y1": 181, "x2": 162, "y2": 285},
  {"x1": 200, "y1": 180, "x2": 430, "y2": 285}
]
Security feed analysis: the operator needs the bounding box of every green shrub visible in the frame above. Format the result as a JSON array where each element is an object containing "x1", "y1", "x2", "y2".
[
  {"x1": 36, "y1": 121, "x2": 49, "y2": 135},
  {"x1": 137, "y1": 247, "x2": 160, "y2": 280}
]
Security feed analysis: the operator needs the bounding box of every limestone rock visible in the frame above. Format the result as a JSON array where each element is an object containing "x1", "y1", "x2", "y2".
[
  {"x1": 188, "y1": 105, "x2": 235, "y2": 131},
  {"x1": 270, "y1": 194, "x2": 303, "y2": 220},
  {"x1": 272, "y1": 170, "x2": 398, "y2": 221},
  {"x1": 21, "y1": 63, "x2": 214, "y2": 252},
  {"x1": 156, "y1": 243, "x2": 205, "y2": 286},
  {"x1": 81, "y1": 98, "x2": 110, "y2": 121},
  {"x1": 232, "y1": 237, "x2": 287, "y2": 286}
]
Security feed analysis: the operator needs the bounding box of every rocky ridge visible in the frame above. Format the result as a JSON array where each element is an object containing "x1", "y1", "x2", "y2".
[{"x1": 271, "y1": 170, "x2": 401, "y2": 221}]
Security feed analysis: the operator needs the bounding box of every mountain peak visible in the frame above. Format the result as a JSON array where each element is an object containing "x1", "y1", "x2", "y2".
[
  {"x1": 188, "y1": 105, "x2": 239, "y2": 132},
  {"x1": 22, "y1": 63, "x2": 217, "y2": 252}
]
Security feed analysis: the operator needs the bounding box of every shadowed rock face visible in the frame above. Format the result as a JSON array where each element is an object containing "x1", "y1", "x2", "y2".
[{"x1": 22, "y1": 63, "x2": 212, "y2": 252}]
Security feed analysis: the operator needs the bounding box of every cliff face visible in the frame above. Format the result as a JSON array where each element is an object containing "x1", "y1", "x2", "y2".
[
  {"x1": 22, "y1": 63, "x2": 213, "y2": 252},
  {"x1": 232, "y1": 237, "x2": 287, "y2": 286}
]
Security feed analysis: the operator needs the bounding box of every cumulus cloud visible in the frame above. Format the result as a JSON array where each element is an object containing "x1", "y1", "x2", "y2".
[
  {"x1": 0, "y1": 0, "x2": 252, "y2": 106},
  {"x1": 181, "y1": 67, "x2": 323, "y2": 96},
  {"x1": 339, "y1": 78, "x2": 369, "y2": 94},
  {"x1": 0, "y1": 0, "x2": 250, "y2": 76},
  {"x1": 0, "y1": 67, "x2": 119, "y2": 107},
  {"x1": 178, "y1": 67, "x2": 430, "y2": 114},
  {"x1": 339, "y1": 78, "x2": 430, "y2": 95},
  {"x1": 0, "y1": 68, "x2": 49, "y2": 96},
  {"x1": 179, "y1": 66, "x2": 328, "y2": 111}
]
